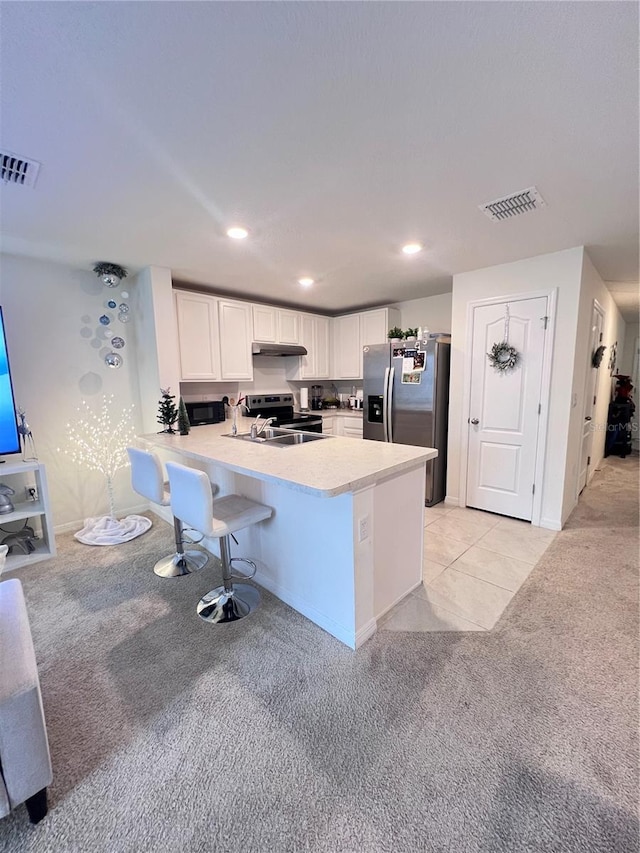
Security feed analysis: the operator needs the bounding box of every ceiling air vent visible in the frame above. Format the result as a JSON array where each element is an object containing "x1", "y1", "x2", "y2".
[
  {"x1": 479, "y1": 186, "x2": 546, "y2": 221},
  {"x1": 1, "y1": 151, "x2": 41, "y2": 188}
]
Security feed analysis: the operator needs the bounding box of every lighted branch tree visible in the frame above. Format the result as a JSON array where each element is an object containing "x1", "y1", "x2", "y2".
[{"x1": 60, "y1": 395, "x2": 151, "y2": 545}]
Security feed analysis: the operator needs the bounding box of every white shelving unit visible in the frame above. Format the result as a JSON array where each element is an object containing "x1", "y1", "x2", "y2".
[{"x1": 0, "y1": 460, "x2": 56, "y2": 572}]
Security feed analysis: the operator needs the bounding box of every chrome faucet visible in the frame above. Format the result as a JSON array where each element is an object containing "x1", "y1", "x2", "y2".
[{"x1": 250, "y1": 416, "x2": 276, "y2": 439}]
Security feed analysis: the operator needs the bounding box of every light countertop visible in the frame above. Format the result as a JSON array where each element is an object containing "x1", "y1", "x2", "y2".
[
  {"x1": 310, "y1": 409, "x2": 363, "y2": 419},
  {"x1": 141, "y1": 422, "x2": 435, "y2": 498}
]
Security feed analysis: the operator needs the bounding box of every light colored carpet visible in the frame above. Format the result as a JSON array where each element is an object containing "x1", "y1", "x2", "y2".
[{"x1": 0, "y1": 457, "x2": 638, "y2": 852}]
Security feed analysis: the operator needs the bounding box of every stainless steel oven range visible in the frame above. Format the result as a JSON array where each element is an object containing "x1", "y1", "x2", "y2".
[{"x1": 244, "y1": 394, "x2": 323, "y2": 433}]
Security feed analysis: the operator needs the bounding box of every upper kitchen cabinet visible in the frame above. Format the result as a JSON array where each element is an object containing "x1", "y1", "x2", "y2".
[
  {"x1": 296, "y1": 314, "x2": 330, "y2": 379},
  {"x1": 175, "y1": 290, "x2": 221, "y2": 381},
  {"x1": 175, "y1": 291, "x2": 253, "y2": 382},
  {"x1": 332, "y1": 307, "x2": 400, "y2": 379},
  {"x1": 218, "y1": 299, "x2": 253, "y2": 380},
  {"x1": 252, "y1": 305, "x2": 300, "y2": 345}
]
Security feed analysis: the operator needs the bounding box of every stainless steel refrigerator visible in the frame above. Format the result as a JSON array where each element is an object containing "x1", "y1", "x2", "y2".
[{"x1": 363, "y1": 337, "x2": 451, "y2": 506}]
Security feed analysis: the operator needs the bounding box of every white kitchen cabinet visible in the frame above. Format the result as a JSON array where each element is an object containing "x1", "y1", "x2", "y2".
[
  {"x1": 297, "y1": 314, "x2": 330, "y2": 379},
  {"x1": 342, "y1": 419, "x2": 364, "y2": 439},
  {"x1": 252, "y1": 305, "x2": 300, "y2": 345},
  {"x1": 218, "y1": 299, "x2": 253, "y2": 380},
  {"x1": 333, "y1": 314, "x2": 361, "y2": 379},
  {"x1": 332, "y1": 307, "x2": 400, "y2": 379},
  {"x1": 321, "y1": 416, "x2": 336, "y2": 435},
  {"x1": 175, "y1": 291, "x2": 221, "y2": 381},
  {"x1": 0, "y1": 461, "x2": 56, "y2": 573},
  {"x1": 252, "y1": 305, "x2": 277, "y2": 343},
  {"x1": 277, "y1": 309, "x2": 300, "y2": 344}
]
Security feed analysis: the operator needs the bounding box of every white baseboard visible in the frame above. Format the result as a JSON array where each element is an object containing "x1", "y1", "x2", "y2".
[
  {"x1": 355, "y1": 619, "x2": 378, "y2": 648},
  {"x1": 444, "y1": 496, "x2": 459, "y2": 506},
  {"x1": 375, "y1": 579, "x2": 422, "y2": 622},
  {"x1": 53, "y1": 501, "x2": 151, "y2": 534},
  {"x1": 254, "y1": 569, "x2": 356, "y2": 649},
  {"x1": 540, "y1": 517, "x2": 563, "y2": 531}
]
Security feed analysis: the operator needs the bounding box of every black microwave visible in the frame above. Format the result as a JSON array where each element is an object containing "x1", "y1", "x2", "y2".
[{"x1": 184, "y1": 400, "x2": 226, "y2": 426}]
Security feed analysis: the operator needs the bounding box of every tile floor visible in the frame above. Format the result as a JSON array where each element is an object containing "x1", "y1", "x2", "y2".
[{"x1": 380, "y1": 504, "x2": 557, "y2": 633}]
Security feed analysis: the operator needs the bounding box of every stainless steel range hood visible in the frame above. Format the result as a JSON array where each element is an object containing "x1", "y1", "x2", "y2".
[{"x1": 251, "y1": 342, "x2": 308, "y2": 357}]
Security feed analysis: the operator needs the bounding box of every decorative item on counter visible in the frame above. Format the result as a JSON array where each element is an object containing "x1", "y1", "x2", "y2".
[
  {"x1": 404, "y1": 328, "x2": 419, "y2": 341},
  {"x1": 93, "y1": 261, "x2": 128, "y2": 288},
  {"x1": 322, "y1": 395, "x2": 340, "y2": 409},
  {"x1": 157, "y1": 387, "x2": 179, "y2": 434},
  {"x1": 592, "y1": 344, "x2": 606, "y2": 368},
  {"x1": 388, "y1": 326, "x2": 404, "y2": 342},
  {"x1": 226, "y1": 396, "x2": 246, "y2": 436},
  {"x1": 487, "y1": 305, "x2": 520, "y2": 372},
  {"x1": 17, "y1": 406, "x2": 38, "y2": 461},
  {"x1": 59, "y1": 395, "x2": 151, "y2": 545},
  {"x1": 178, "y1": 397, "x2": 191, "y2": 436},
  {"x1": 0, "y1": 483, "x2": 15, "y2": 514}
]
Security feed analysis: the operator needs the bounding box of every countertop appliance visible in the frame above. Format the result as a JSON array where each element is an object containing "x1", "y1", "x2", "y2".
[
  {"x1": 184, "y1": 400, "x2": 226, "y2": 426},
  {"x1": 244, "y1": 394, "x2": 323, "y2": 433},
  {"x1": 363, "y1": 337, "x2": 451, "y2": 506},
  {"x1": 311, "y1": 385, "x2": 323, "y2": 411}
]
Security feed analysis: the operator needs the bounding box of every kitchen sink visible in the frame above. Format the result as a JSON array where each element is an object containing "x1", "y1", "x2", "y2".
[{"x1": 225, "y1": 427, "x2": 330, "y2": 447}]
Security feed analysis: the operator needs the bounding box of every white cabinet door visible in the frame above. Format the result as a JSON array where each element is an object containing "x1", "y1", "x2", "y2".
[
  {"x1": 360, "y1": 309, "x2": 389, "y2": 347},
  {"x1": 342, "y1": 420, "x2": 364, "y2": 439},
  {"x1": 333, "y1": 314, "x2": 361, "y2": 379},
  {"x1": 314, "y1": 316, "x2": 330, "y2": 378},
  {"x1": 298, "y1": 314, "x2": 330, "y2": 379},
  {"x1": 321, "y1": 416, "x2": 335, "y2": 435},
  {"x1": 218, "y1": 299, "x2": 253, "y2": 380},
  {"x1": 277, "y1": 310, "x2": 300, "y2": 344},
  {"x1": 175, "y1": 291, "x2": 221, "y2": 381},
  {"x1": 252, "y1": 305, "x2": 277, "y2": 342}
]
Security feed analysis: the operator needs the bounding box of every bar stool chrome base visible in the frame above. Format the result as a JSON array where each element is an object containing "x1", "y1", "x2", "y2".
[
  {"x1": 154, "y1": 550, "x2": 208, "y2": 578},
  {"x1": 197, "y1": 583, "x2": 260, "y2": 623}
]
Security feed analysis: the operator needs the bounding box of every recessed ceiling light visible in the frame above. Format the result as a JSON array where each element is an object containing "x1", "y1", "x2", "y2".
[
  {"x1": 298, "y1": 277, "x2": 314, "y2": 287},
  {"x1": 226, "y1": 226, "x2": 249, "y2": 240},
  {"x1": 402, "y1": 243, "x2": 422, "y2": 255}
]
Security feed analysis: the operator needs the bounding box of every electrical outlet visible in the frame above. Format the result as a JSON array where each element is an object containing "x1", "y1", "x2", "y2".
[
  {"x1": 358, "y1": 515, "x2": 370, "y2": 542},
  {"x1": 25, "y1": 486, "x2": 38, "y2": 501}
]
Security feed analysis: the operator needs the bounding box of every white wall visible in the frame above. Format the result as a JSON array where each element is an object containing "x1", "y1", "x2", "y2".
[
  {"x1": 393, "y1": 292, "x2": 452, "y2": 334},
  {"x1": 565, "y1": 253, "x2": 626, "y2": 519},
  {"x1": 0, "y1": 253, "x2": 146, "y2": 529},
  {"x1": 620, "y1": 323, "x2": 639, "y2": 375},
  {"x1": 447, "y1": 247, "x2": 585, "y2": 530}
]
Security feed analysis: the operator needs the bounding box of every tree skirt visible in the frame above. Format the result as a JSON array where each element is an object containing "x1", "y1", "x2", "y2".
[{"x1": 74, "y1": 515, "x2": 152, "y2": 546}]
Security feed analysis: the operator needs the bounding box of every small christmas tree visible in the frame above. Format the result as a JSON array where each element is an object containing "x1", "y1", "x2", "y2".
[
  {"x1": 178, "y1": 397, "x2": 191, "y2": 435},
  {"x1": 157, "y1": 387, "x2": 178, "y2": 433}
]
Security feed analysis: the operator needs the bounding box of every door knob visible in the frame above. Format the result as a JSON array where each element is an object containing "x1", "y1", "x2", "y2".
[
  {"x1": 470, "y1": 418, "x2": 479, "y2": 425},
  {"x1": 584, "y1": 416, "x2": 592, "y2": 421}
]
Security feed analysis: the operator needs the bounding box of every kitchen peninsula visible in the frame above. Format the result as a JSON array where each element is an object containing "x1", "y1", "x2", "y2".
[{"x1": 142, "y1": 423, "x2": 436, "y2": 648}]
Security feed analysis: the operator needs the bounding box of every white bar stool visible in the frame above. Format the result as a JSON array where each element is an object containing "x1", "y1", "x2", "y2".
[
  {"x1": 127, "y1": 448, "x2": 209, "y2": 578},
  {"x1": 165, "y1": 461, "x2": 273, "y2": 624}
]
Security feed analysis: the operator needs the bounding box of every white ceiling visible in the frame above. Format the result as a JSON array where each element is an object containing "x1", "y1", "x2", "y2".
[{"x1": 1, "y1": 2, "x2": 638, "y2": 315}]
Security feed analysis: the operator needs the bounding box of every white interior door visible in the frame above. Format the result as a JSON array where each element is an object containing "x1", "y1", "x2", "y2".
[
  {"x1": 578, "y1": 301, "x2": 605, "y2": 493},
  {"x1": 466, "y1": 297, "x2": 548, "y2": 520}
]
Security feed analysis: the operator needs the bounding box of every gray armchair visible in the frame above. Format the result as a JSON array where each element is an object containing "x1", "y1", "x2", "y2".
[{"x1": 0, "y1": 578, "x2": 52, "y2": 823}]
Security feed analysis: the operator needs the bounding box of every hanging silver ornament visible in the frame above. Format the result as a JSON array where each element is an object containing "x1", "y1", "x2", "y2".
[
  {"x1": 111, "y1": 336, "x2": 125, "y2": 349},
  {"x1": 118, "y1": 303, "x2": 130, "y2": 313},
  {"x1": 118, "y1": 312, "x2": 131, "y2": 324},
  {"x1": 104, "y1": 352, "x2": 123, "y2": 368}
]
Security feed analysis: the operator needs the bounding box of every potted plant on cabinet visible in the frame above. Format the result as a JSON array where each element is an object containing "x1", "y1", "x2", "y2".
[
  {"x1": 388, "y1": 326, "x2": 404, "y2": 343},
  {"x1": 404, "y1": 327, "x2": 419, "y2": 341}
]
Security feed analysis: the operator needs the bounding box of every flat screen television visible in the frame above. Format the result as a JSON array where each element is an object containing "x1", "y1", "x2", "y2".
[{"x1": 0, "y1": 307, "x2": 20, "y2": 457}]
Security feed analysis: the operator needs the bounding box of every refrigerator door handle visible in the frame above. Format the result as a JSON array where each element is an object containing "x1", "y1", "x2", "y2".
[
  {"x1": 387, "y1": 366, "x2": 395, "y2": 443},
  {"x1": 382, "y1": 367, "x2": 390, "y2": 442}
]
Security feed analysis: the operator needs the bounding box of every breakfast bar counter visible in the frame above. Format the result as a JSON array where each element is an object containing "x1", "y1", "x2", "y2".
[{"x1": 141, "y1": 424, "x2": 436, "y2": 648}]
